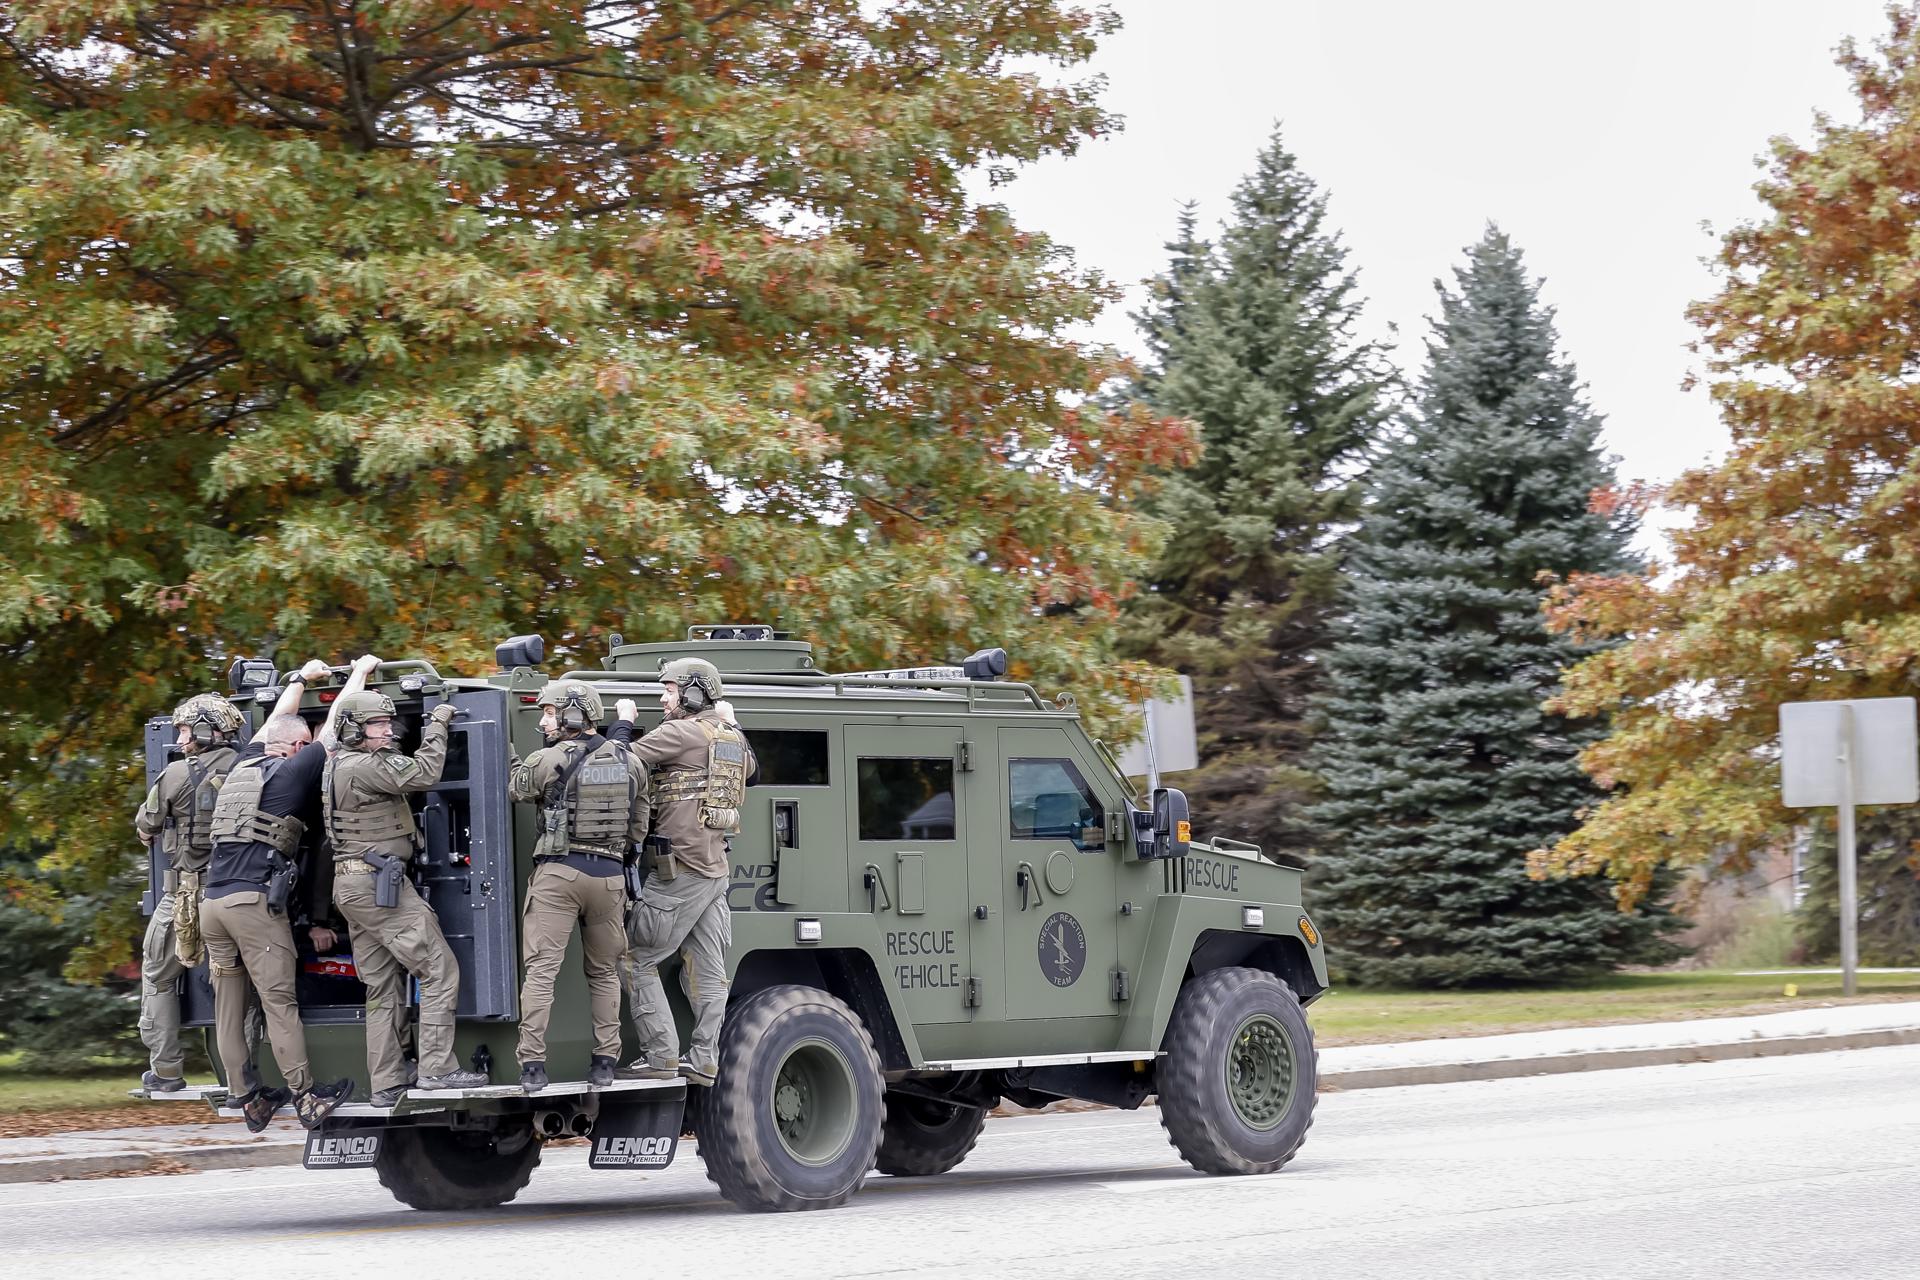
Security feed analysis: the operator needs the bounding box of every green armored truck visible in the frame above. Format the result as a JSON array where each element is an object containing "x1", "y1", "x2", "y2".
[{"x1": 142, "y1": 626, "x2": 1326, "y2": 1212}]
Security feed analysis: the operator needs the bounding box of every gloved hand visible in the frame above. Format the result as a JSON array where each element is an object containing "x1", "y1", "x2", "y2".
[
  {"x1": 615, "y1": 698, "x2": 638, "y2": 722},
  {"x1": 430, "y1": 703, "x2": 458, "y2": 726}
]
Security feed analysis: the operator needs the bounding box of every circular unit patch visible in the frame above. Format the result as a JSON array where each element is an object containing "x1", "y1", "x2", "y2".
[{"x1": 1038, "y1": 911, "x2": 1087, "y2": 988}]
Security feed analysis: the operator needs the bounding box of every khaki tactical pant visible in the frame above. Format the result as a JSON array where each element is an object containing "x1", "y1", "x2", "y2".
[
  {"x1": 621, "y1": 871, "x2": 731, "y2": 1071},
  {"x1": 141, "y1": 885, "x2": 260, "y2": 1079},
  {"x1": 202, "y1": 891, "x2": 313, "y2": 1095},
  {"x1": 138, "y1": 892, "x2": 188, "y2": 1078},
  {"x1": 516, "y1": 863, "x2": 626, "y2": 1064},
  {"x1": 334, "y1": 869, "x2": 462, "y2": 1093}
]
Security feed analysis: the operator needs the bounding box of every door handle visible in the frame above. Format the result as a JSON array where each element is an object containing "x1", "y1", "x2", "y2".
[
  {"x1": 862, "y1": 863, "x2": 892, "y2": 913},
  {"x1": 1015, "y1": 862, "x2": 1043, "y2": 912}
]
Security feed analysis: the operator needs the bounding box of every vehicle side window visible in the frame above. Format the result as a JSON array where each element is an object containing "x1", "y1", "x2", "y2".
[
  {"x1": 857, "y1": 758, "x2": 955, "y2": 840},
  {"x1": 752, "y1": 729, "x2": 830, "y2": 787},
  {"x1": 1009, "y1": 757, "x2": 1104, "y2": 850}
]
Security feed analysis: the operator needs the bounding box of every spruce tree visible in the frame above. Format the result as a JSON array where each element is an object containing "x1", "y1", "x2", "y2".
[
  {"x1": 1126, "y1": 130, "x2": 1393, "y2": 861},
  {"x1": 1796, "y1": 812, "x2": 1920, "y2": 965},
  {"x1": 1309, "y1": 228, "x2": 1679, "y2": 986}
]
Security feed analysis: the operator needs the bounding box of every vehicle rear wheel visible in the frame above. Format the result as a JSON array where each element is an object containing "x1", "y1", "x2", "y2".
[
  {"x1": 875, "y1": 1083, "x2": 990, "y2": 1177},
  {"x1": 1157, "y1": 965, "x2": 1316, "y2": 1176},
  {"x1": 374, "y1": 1121, "x2": 542, "y2": 1211},
  {"x1": 695, "y1": 984, "x2": 884, "y2": 1211}
]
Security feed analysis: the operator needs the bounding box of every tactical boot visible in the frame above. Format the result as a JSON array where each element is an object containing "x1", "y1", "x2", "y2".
[
  {"x1": 417, "y1": 1068, "x2": 489, "y2": 1091},
  {"x1": 240, "y1": 1086, "x2": 292, "y2": 1134},
  {"x1": 369, "y1": 1086, "x2": 406, "y2": 1108},
  {"x1": 588, "y1": 1056, "x2": 616, "y2": 1088},
  {"x1": 677, "y1": 1059, "x2": 719, "y2": 1088},
  {"x1": 140, "y1": 1070, "x2": 185, "y2": 1095},
  {"x1": 519, "y1": 1061, "x2": 548, "y2": 1093},
  {"x1": 294, "y1": 1079, "x2": 353, "y2": 1130},
  {"x1": 615, "y1": 1057, "x2": 679, "y2": 1082}
]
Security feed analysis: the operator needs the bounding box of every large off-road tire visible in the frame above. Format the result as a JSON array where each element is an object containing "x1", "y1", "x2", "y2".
[
  {"x1": 875, "y1": 1085, "x2": 990, "y2": 1177},
  {"x1": 695, "y1": 984, "x2": 884, "y2": 1211},
  {"x1": 375, "y1": 1121, "x2": 542, "y2": 1211},
  {"x1": 1157, "y1": 965, "x2": 1316, "y2": 1176}
]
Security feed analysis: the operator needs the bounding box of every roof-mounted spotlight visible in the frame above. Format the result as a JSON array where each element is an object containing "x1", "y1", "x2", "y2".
[
  {"x1": 961, "y1": 648, "x2": 1008, "y2": 681},
  {"x1": 495, "y1": 634, "x2": 546, "y2": 671},
  {"x1": 228, "y1": 658, "x2": 277, "y2": 696}
]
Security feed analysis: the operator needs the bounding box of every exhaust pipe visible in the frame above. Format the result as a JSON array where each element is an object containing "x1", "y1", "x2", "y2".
[
  {"x1": 534, "y1": 1110, "x2": 567, "y2": 1138},
  {"x1": 568, "y1": 1113, "x2": 594, "y2": 1138}
]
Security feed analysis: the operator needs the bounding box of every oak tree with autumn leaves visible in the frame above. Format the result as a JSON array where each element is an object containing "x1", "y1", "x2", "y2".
[
  {"x1": 0, "y1": 2, "x2": 1189, "y2": 978},
  {"x1": 1540, "y1": 8, "x2": 1920, "y2": 914}
]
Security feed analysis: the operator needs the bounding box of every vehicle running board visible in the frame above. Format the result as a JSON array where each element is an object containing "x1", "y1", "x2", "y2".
[
  {"x1": 126, "y1": 1084, "x2": 230, "y2": 1102},
  {"x1": 919, "y1": 1050, "x2": 1161, "y2": 1071}
]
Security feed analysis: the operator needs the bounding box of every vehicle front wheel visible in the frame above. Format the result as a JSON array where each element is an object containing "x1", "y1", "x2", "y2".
[
  {"x1": 695, "y1": 984, "x2": 884, "y2": 1211},
  {"x1": 374, "y1": 1121, "x2": 542, "y2": 1211},
  {"x1": 875, "y1": 1082, "x2": 990, "y2": 1177},
  {"x1": 1157, "y1": 965, "x2": 1316, "y2": 1176}
]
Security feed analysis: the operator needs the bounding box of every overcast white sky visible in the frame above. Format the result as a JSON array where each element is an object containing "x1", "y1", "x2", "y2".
[{"x1": 994, "y1": 1, "x2": 1893, "y2": 549}]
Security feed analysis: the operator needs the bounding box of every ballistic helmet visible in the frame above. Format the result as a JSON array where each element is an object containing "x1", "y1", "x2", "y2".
[
  {"x1": 172, "y1": 693, "x2": 244, "y2": 749},
  {"x1": 660, "y1": 657, "x2": 724, "y2": 713},
  {"x1": 536, "y1": 681, "x2": 603, "y2": 733},
  {"x1": 336, "y1": 690, "x2": 398, "y2": 748}
]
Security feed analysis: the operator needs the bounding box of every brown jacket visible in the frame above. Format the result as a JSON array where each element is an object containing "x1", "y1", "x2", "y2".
[
  {"x1": 629, "y1": 711, "x2": 755, "y2": 878},
  {"x1": 134, "y1": 746, "x2": 238, "y2": 873}
]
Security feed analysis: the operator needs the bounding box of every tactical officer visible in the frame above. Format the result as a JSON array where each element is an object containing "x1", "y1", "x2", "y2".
[
  {"x1": 508, "y1": 681, "x2": 649, "y2": 1092},
  {"x1": 326, "y1": 658, "x2": 487, "y2": 1101},
  {"x1": 132, "y1": 692, "x2": 245, "y2": 1093},
  {"x1": 617, "y1": 658, "x2": 754, "y2": 1086},
  {"x1": 202, "y1": 658, "x2": 353, "y2": 1131}
]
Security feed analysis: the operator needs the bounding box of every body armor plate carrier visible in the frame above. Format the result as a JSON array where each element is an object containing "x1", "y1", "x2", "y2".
[
  {"x1": 210, "y1": 755, "x2": 305, "y2": 856},
  {"x1": 323, "y1": 754, "x2": 419, "y2": 860},
  {"x1": 654, "y1": 719, "x2": 748, "y2": 833},
  {"x1": 542, "y1": 738, "x2": 642, "y2": 858}
]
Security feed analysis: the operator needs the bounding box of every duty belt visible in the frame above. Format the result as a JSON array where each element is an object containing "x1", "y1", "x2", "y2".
[
  {"x1": 332, "y1": 860, "x2": 377, "y2": 876},
  {"x1": 535, "y1": 851, "x2": 624, "y2": 865}
]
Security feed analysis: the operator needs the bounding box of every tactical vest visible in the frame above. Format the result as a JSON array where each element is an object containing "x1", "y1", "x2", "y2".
[
  {"x1": 542, "y1": 738, "x2": 641, "y2": 857},
  {"x1": 209, "y1": 756, "x2": 306, "y2": 857},
  {"x1": 323, "y1": 752, "x2": 419, "y2": 860},
  {"x1": 653, "y1": 718, "x2": 748, "y2": 832},
  {"x1": 173, "y1": 747, "x2": 238, "y2": 863}
]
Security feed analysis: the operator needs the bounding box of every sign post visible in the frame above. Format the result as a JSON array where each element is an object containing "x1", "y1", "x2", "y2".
[{"x1": 1779, "y1": 697, "x2": 1919, "y2": 997}]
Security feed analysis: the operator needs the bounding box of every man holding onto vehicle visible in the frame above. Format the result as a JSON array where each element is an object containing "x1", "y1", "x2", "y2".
[
  {"x1": 202, "y1": 658, "x2": 353, "y2": 1131},
  {"x1": 617, "y1": 658, "x2": 754, "y2": 1086},
  {"x1": 132, "y1": 692, "x2": 246, "y2": 1094},
  {"x1": 326, "y1": 659, "x2": 487, "y2": 1102},
  {"x1": 508, "y1": 681, "x2": 649, "y2": 1093}
]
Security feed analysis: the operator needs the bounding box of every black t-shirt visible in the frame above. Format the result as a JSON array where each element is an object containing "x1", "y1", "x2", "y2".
[{"x1": 207, "y1": 740, "x2": 328, "y2": 899}]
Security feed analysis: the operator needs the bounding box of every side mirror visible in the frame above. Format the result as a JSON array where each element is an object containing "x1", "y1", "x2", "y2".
[{"x1": 1136, "y1": 787, "x2": 1190, "y2": 860}]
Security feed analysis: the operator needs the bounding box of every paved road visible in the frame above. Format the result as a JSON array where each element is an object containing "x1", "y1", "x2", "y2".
[{"x1": 7, "y1": 1045, "x2": 1919, "y2": 1279}]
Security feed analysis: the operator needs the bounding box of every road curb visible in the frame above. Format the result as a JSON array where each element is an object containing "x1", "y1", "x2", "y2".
[
  {"x1": 0, "y1": 1140, "x2": 302, "y2": 1185},
  {"x1": 1319, "y1": 1025, "x2": 1920, "y2": 1090}
]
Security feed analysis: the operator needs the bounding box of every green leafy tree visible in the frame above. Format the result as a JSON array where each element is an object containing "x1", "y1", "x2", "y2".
[
  {"x1": 0, "y1": 844, "x2": 142, "y2": 1070},
  {"x1": 1309, "y1": 229, "x2": 1680, "y2": 986},
  {"x1": 1541, "y1": 11, "x2": 1920, "y2": 904},
  {"x1": 1796, "y1": 814, "x2": 1920, "y2": 965},
  {"x1": 0, "y1": 2, "x2": 1191, "y2": 979},
  {"x1": 1125, "y1": 130, "x2": 1393, "y2": 860}
]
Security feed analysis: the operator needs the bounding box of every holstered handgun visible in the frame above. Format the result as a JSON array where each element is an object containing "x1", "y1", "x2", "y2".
[
  {"x1": 641, "y1": 834, "x2": 675, "y2": 882},
  {"x1": 265, "y1": 854, "x2": 298, "y2": 917},
  {"x1": 362, "y1": 853, "x2": 404, "y2": 908},
  {"x1": 624, "y1": 848, "x2": 647, "y2": 903}
]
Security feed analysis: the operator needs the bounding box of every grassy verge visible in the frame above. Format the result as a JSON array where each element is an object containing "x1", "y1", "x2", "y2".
[{"x1": 1308, "y1": 969, "x2": 1920, "y2": 1046}]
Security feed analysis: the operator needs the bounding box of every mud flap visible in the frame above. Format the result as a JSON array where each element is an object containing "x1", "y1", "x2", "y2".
[
  {"x1": 305, "y1": 1124, "x2": 384, "y2": 1170},
  {"x1": 588, "y1": 1092, "x2": 686, "y2": 1170}
]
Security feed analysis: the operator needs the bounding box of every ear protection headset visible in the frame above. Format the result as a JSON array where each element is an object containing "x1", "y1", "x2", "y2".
[
  {"x1": 189, "y1": 715, "x2": 223, "y2": 748},
  {"x1": 680, "y1": 678, "x2": 712, "y2": 714},
  {"x1": 560, "y1": 688, "x2": 593, "y2": 733},
  {"x1": 339, "y1": 715, "x2": 366, "y2": 747}
]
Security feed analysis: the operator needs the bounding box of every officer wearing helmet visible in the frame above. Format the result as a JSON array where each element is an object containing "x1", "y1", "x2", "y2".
[
  {"x1": 131, "y1": 691, "x2": 246, "y2": 1093},
  {"x1": 325, "y1": 655, "x2": 486, "y2": 1100},
  {"x1": 616, "y1": 657, "x2": 754, "y2": 1086},
  {"x1": 201, "y1": 657, "x2": 353, "y2": 1131},
  {"x1": 506, "y1": 680, "x2": 650, "y2": 1092}
]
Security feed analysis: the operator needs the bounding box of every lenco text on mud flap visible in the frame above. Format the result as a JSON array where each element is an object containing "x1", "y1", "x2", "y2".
[{"x1": 304, "y1": 1128, "x2": 383, "y2": 1169}]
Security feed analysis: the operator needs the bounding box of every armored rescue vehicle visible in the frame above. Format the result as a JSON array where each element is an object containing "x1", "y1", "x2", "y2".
[{"x1": 142, "y1": 627, "x2": 1326, "y2": 1212}]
